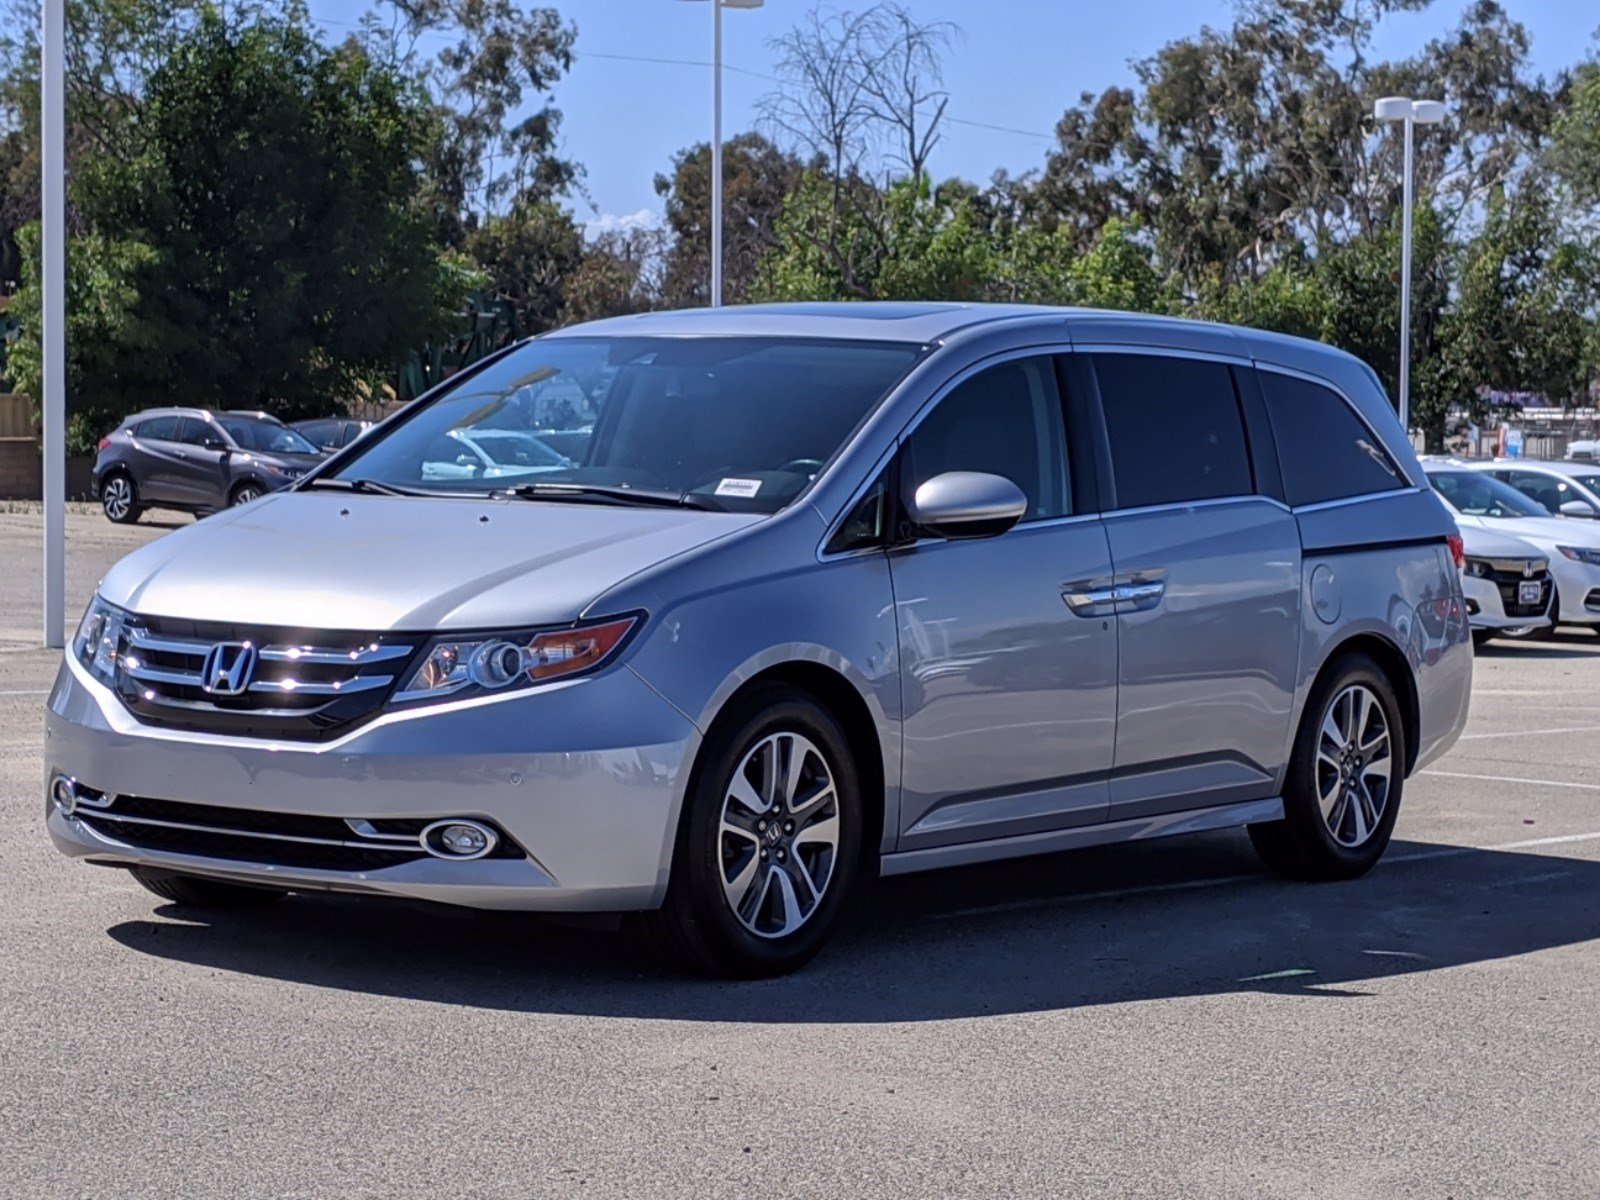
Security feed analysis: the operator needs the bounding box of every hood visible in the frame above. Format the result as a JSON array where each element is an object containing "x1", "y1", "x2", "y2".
[
  {"x1": 1456, "y1": 526, "x2": 1548, "y2": 561},
  {"x1": 99, "y1": 491, "x2": 762, "y2": 632},
  {"x1": 1455, "y1": 512, "x2": 1600, "y2": 549}
]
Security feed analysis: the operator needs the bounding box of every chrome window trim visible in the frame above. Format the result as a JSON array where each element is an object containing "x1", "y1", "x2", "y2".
[
  {"x1": 1291, "y1": 486, "x2": 1424, "y2": 515},
  {"x1": 1252, "y1": 360, "x2": 1418, "y2": 491},
  {"x1": 1098, "y1": 494, "x2": 1291, "y2": 522}
]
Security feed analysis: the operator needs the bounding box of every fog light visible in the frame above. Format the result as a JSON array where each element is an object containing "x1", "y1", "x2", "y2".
[
  {"x1": 52, "y1": 776, "x2": 78, "y2": 815},
  {"x1": 420, "y1": 819, "x2": 498, "y2": 861}
]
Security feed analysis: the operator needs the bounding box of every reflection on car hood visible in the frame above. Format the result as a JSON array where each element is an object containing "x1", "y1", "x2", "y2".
[
  {"x1": 1457, "y1": 526, "x2": 1549, "y2": 560},
  {"x1": 99, "y1": 492, "x2": 762, "y2": 631},
  {"x1": 1454, "y1": 513, "x2": 1600, "y2": 548}
]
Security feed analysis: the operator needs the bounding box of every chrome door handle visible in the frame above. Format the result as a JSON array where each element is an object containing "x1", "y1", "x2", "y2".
[
  {"x1": 1062, "y1": 582, "x2": 1119, "y2": 618},
  {"x1": 1112, "y1": 577, "x2": 1166, "y2": 613}
]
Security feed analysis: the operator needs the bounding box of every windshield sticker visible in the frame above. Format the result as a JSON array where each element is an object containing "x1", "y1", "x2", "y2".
[{"x1": 714, "y1": 478, "x2": 762, "y2": 498}]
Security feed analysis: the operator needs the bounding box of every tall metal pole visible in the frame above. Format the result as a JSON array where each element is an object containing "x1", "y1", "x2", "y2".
[
  {"x1": 41, "y1": 0, "x2": 66, "y2": 648},
  {"x1": 1397, "y1": 114, "x2": 1415, "y2": 436},
  {"x1": 710, "y1": 0, "x2": 724, "y2": 307}
]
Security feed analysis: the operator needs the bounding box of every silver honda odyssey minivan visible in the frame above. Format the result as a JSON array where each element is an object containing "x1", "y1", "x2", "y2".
[{"x1": 47, "y1": 303, "x2": 1473, "y2": 977}]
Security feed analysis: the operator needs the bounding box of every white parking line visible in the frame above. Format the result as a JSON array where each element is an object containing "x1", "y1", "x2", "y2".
[
  {"x1": 1422, "y1": 769, "x2": 1600, "y2": 792},
  {"x1": 1459, "y1": 725, "x2": 1600, "y2": 740},
  {"x1": 930, "y1": 829, "x2": 1600, "y2": 920},
  {"x1": 0, "y1": 689, "x2": 48, "y2": 697}
]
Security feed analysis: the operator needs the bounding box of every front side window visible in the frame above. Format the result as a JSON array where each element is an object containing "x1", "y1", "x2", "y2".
[
  {"x1": 333, "y1": 336, "x2": 923, "y2": 514},
  {"x1": 1504, "y1": 471, "x2": 1570, "y2": 515},
  {"x1": 1260, "y1": 372, "x2": 1404, "y2": 506},
  {"x1": 1428, "y1": 470, "x2": 1549, "y2": 519},
  {"x1": 218, "y1": 418, "x2": 317, "y2": 455},
  {"x1": 173, "y1": 418, "x2": 220, "y2": 447},
  {"x1": 1093, "y1": 354, "x2": 1253, "y2": 509},
  {"x1": 901, "y1": 356, "x2": 1070, "y2": 522}
]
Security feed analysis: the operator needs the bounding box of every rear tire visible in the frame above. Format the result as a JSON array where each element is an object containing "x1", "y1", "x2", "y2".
[
  {"x1": 100, "y1": 473, "x2": 142, "y2": 524},
  {"x1": 131, "y1": 867, "x2": 286, "y2": 909},
  {"x1": 1249, "y1": 652, "x2": 1406, "y2": 881},
  {"x1": 641, "y1": 684, "x2": 861, "y2": 978}
]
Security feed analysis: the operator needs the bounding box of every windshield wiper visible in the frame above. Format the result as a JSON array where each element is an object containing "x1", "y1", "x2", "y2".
[
  {"x1": 498, "y1": 482, "x2": 725, "y2": 512},
  {"x1": 299, "y1": 477, "x2": 431, "y2": 498}
]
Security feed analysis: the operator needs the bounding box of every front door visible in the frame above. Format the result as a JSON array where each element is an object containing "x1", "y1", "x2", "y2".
[
  {"x1": 169, "y1": 417, "x2": 232, "y2": 506},
  {"x1": 890, "y1": 355, "x2": 1118, "y2": 851},
  {"x1": 127, "y1": 415, "x2": 186, "y2": 504},
  {"x1": 1086, "y1": 352, "x2": 1301, "y2": 819}
]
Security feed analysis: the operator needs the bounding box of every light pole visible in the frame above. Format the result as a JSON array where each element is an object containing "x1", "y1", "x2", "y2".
[
  {"x1": 1373, "y1": 96, "x2": 1446, "y2": 435},
  {"x1": 682, "y1": 0, "x2": 763, "y2": 307},
  {"x1": 41, "y1": 0, "x2": 65, "y2": 647}
]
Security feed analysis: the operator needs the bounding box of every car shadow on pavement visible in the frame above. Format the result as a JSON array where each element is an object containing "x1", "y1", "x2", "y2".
[{"x1": 104, "y1": 830, "x2": 1600, "y2": 1021}]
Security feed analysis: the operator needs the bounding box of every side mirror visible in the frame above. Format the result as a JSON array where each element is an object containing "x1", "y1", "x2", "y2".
[
  {"x1": 1559, "y1": 499, "x2": 1597, "y2": 518},
  {"x1": 905, "y1": 471, "x2": 1028, "y2": 540}
]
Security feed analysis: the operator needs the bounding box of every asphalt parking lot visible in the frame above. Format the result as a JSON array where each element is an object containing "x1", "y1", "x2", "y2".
[{"x1": 3, "y1": 507, "x2": 1599, "y2": 1199}]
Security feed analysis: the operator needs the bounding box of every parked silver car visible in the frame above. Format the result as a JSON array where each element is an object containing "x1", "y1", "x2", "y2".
[{"x1": 47, "y1": 304, "x2": 1473, "y2": 976}]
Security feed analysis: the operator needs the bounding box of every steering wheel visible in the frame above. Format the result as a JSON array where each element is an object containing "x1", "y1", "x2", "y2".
[{"x1": 777, "y1": 458, "x2": 825, "y2": 475}]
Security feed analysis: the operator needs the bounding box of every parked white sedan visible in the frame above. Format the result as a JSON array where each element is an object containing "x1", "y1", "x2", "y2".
[{"x1": 1423, "y1": 461, "x2": 1600, "y2": 634}]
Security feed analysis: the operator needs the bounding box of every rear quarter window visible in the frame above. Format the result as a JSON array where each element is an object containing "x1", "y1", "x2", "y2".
[{"x1": 1259, "y1": 372, "x2": 1404, "y2": 506}]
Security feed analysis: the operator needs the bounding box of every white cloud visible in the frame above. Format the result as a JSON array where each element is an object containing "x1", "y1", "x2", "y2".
[{"x1": 584, "y1": 208, "x2": 662, "y2": 241}]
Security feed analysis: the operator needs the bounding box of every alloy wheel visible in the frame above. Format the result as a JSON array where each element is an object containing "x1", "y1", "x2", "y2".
[
  {"x1": 718, "y1": 731, "x2": 840, "y2": 939},
  {"x1": 1315, "y1": 683, "x2": 1392, "y2": 848},
  {"x1": 103, "y1": 477, "x2": 132, "y2": 520},
  {"x1": 233, "y1": 486, "x2": 261, "y2": 506}
]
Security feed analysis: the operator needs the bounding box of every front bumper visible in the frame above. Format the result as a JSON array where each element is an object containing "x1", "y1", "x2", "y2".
[
  {"x1": 1461, "y1": 573, "x2": 1550, "y2": 631},
  {"x1": 45, "y1": 654, "x2": 699, "y2": 912}
]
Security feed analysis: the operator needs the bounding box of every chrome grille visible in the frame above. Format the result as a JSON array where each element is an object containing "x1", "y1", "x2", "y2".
[{"x1": 109, "y1": 616, "x2": 418, "y2": 740}]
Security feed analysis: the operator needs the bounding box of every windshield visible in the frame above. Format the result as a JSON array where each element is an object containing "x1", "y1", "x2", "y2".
[
  {"x1": 332, "y1": 336, "x2": 923, "y2": 512},
  {"x1": 1428, "y1": 470, "x2": 1550, "y2": 519},
  {"x1": 220, "y1": 417, "x2": 318, "y2": 455},
  {"x1": 1568, "y1": 472, "x2": 1600, "y2": 496}
]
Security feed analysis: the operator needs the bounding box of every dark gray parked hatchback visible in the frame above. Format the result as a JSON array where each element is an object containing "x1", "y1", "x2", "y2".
[{"x1": 93, "y1": 408, "x2": 322, "y2": 523}]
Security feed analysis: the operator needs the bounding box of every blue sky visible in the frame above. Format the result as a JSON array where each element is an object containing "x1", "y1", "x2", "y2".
[{"x1": 306, "y1": 0, "x2": 1596, "y2": 234}]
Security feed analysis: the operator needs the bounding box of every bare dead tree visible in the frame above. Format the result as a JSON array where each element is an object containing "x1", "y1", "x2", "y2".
[
  {"x1": 759, "y1": 3, "x2": 960, "y2": 187},
  {"x1": 853, "y1": 4, "x2": 959, "y2": 184},
  {"x1": 758, "y1": 6, "x2": 878, "y2": 183}
]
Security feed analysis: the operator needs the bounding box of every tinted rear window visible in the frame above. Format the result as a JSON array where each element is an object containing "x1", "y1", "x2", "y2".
[
  {"x1": 1260, "y1": 372, "x2": 1404, "y2": 506},
  {"x1": 1093, "y1": 354, "x2": 1253, "y2": 509}
]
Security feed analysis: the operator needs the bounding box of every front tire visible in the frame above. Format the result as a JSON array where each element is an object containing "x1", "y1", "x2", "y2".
[
  {"x1": 1249, "y1": 653, "x2": 1406, "y2": 881},
  {"x1": 230, "y1": 482, "x2": 264, "y2": 507},
  {"x1": 643, "y1": 684, "x2": 861, "y2": 978},
  {"x1": 131, "y1": 867, "x2": 286, "y2": 909}
]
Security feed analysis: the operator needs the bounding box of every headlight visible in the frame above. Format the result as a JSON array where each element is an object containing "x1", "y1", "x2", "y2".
[
  {"x1": 392, "y1": 614, "x2": 640, "y2": 704},
  {"x1": 72, "y1": 595, "x2": 133, "y2": 685},
  {"x1": 1463, "y1": 559, "x2": 1492, "y2": 578},
  {"x1": 1557, "y1": 545, "x2": 1600, "y2": 566}
]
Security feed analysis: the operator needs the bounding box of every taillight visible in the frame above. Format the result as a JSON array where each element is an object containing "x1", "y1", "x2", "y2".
[
  {"x1": 96, "y1": 436, "x2": 111, "y2": 452},
  {"x1": 1447, "y1": 533, "x2": 1465, "y2": 570}
]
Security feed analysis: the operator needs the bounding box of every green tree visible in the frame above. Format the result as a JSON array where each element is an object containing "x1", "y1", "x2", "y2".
[
  {"x1": 464, "y1": 199, "x2": 584, "y2": 335},
  {"x1": 66, "y1": 9, "x2": 465, "y2": 418},
  {"x1": 654, "y1": 133, "x2": 802, "y2": 307}
]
